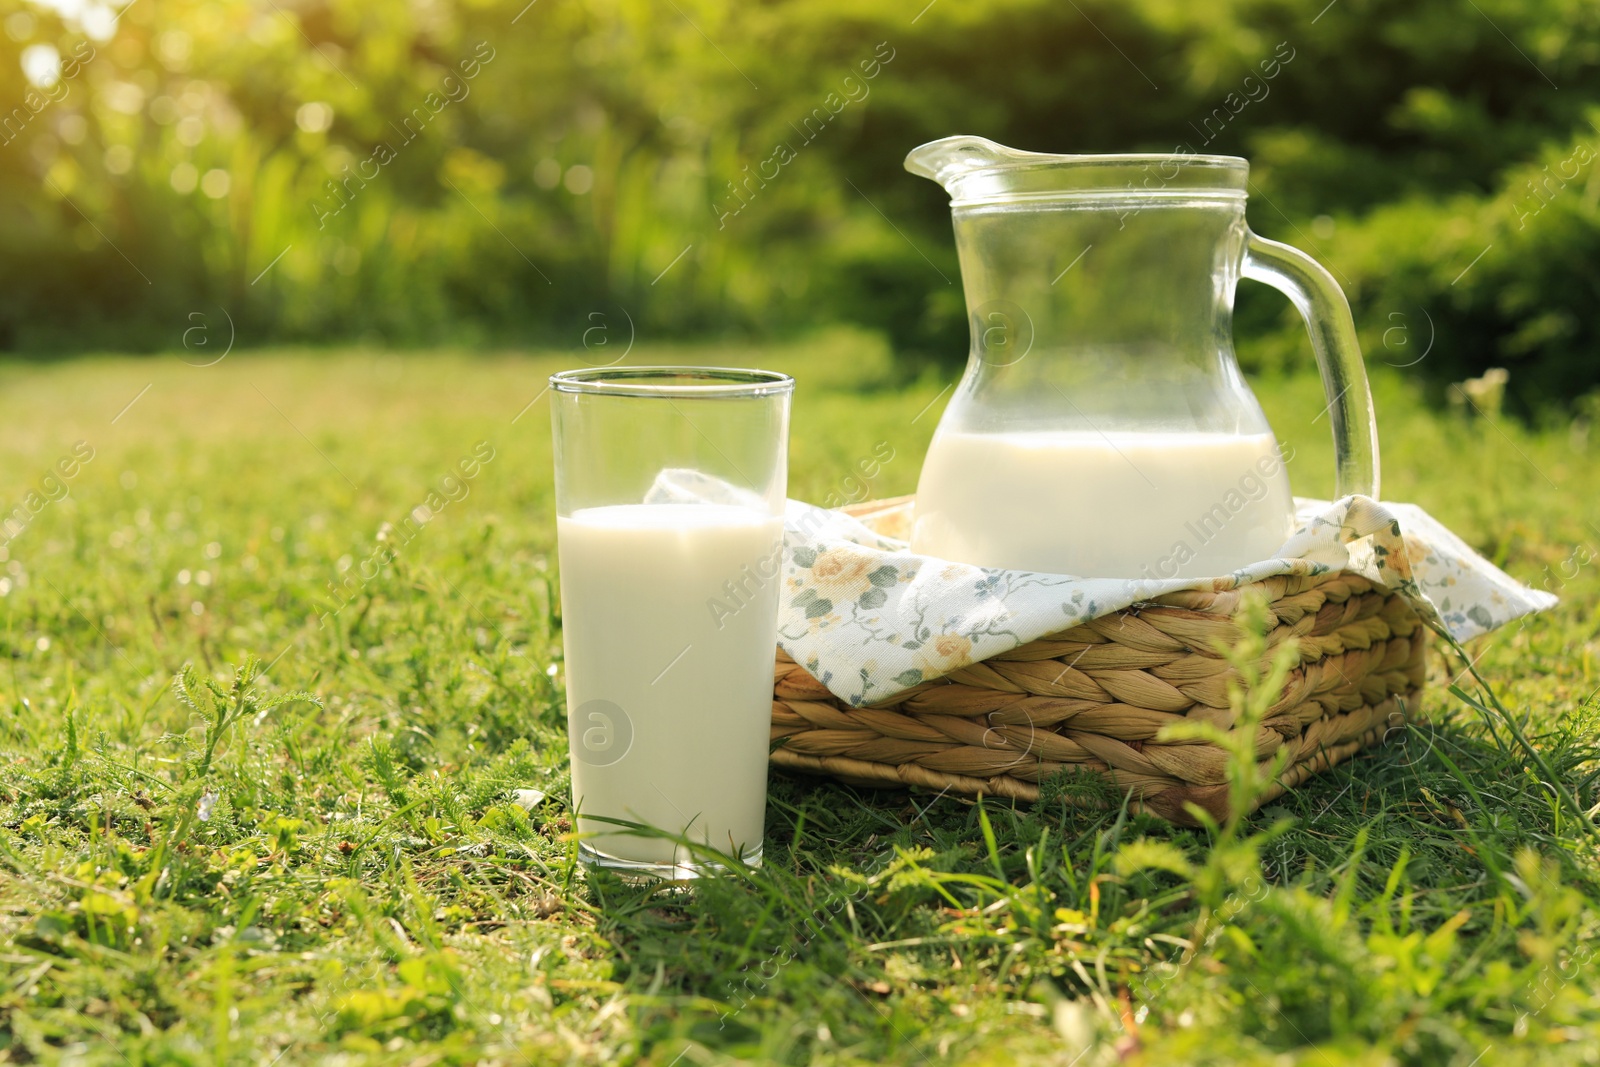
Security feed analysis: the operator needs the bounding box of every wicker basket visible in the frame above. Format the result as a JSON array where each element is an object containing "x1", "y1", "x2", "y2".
[{"x1": 770, "y1": 503, "x2": 1427, "y2": 824}]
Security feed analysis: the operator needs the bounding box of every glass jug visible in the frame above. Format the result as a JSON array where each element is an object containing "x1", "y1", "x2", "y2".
[{"x1": 905, "y1": 136, "x2": 1379, "y2": 580}]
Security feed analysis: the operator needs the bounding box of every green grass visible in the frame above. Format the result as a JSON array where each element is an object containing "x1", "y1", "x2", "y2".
[{"x1": 0, "y1": 332, "x2": 1597, "y2": 1065}]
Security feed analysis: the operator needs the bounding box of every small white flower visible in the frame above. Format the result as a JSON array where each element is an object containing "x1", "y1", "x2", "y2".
[{"x1": 197, "y1": 789, "x2": 218, "y2": 822}]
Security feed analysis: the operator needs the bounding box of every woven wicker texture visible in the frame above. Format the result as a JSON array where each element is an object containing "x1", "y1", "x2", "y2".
[{"x1": 771, "y1": 569, "x2": 1426, "y2": 825}]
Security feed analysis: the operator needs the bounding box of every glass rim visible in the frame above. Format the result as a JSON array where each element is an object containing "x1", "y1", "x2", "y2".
[{"x1": 549, "y1": 366, "x2": 794, "y2": 398}]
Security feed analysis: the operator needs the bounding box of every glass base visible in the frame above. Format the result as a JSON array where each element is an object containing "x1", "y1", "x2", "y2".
[{"x1": 578, "y1": 841, "x2": 763, "y2": 883}]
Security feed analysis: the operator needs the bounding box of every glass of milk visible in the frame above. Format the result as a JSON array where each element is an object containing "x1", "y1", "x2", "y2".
[{"x1": 550, "y1": 367, "x2": 792, "y2": 880}]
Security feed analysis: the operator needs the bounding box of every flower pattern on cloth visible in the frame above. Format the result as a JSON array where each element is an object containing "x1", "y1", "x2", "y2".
[{"x1": 776, "y1": 494, "x2": 1558, "y2": 707}]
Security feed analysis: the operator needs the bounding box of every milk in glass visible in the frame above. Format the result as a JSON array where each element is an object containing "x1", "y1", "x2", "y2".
[
  {"x1": 557, "y1": 502, "x2": 783, "y2": 867},
  {"x1": 911, "y1": 430, "x2": 1293, "y2": 579}
]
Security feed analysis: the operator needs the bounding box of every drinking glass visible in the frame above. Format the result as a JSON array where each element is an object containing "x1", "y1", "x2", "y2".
[{"x1": 550, "y1": 366, "x2": 793, "y2": 880}]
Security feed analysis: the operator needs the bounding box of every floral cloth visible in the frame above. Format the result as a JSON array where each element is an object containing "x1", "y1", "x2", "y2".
[
  {"x1": 640, "y1": 471, "x2": 1556, "y2": 709},
  {"x1": 774, "y1": 494, "x2": 1558, "y2": 707}
]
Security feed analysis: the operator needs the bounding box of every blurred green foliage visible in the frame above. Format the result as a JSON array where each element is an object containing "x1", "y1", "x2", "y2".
[{"x1": 2, "y1": 0, "x2": 1599, "y2": 409}]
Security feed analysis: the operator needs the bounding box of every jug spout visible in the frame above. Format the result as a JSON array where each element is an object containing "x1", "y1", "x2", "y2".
[{"x1": 903, "y1": 135, "x2": 1046, "y2": 189}]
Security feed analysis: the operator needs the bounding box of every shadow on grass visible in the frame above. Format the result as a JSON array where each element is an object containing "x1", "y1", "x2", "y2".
[{"x1": 579, "y1": 699, "x2": 1600, "y2": 1063}]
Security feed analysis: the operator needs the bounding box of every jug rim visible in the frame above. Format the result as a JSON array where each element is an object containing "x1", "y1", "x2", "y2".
[{"x1": 906, "y1": 135, "x2": 1250, "y2": 205}]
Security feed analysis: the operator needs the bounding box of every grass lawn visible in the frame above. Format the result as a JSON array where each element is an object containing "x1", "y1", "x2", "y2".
[{"x1": 0, "y1": 333, "x2": 1597, "y2": 1065}]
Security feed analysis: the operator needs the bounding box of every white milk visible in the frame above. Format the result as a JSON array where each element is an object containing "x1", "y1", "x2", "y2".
[
  {"x1": 557, "y1": 502, "x2": 784, "y2": 870},
  {"x1": 911, "y1": 430, "x2": 1293, "y2": 579}
]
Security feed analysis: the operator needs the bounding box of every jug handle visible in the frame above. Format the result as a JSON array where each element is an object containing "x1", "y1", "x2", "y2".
[{"x1": 1243, "y1": 233, "x2": 1381, "y2": 500}]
